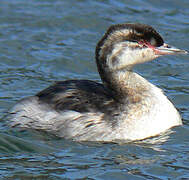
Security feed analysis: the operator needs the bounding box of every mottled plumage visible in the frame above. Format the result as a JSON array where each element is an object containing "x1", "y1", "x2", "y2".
[{"x1": 8, "y1": 23, "x2": 187, "y2": 141}]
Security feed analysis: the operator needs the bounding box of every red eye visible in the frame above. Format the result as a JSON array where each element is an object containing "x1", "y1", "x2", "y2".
[
  {"x1": 150, "y1": 38, "x2": 157, "y2": 46},
  {"x1": 138, "y1": 40, "x2": 155, "y2": 49}
]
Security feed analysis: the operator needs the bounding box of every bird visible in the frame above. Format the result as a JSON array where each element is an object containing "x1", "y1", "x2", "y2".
[{"x1": 8, "y1": 23, "x2": 188, "y2": 142}]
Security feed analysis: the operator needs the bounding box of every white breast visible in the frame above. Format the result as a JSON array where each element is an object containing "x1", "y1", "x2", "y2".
[{"x1": 117, "y1": 84, "x2": 182, "y2": 141}]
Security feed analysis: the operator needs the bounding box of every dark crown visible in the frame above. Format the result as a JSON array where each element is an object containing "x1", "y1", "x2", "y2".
[
  {"x1": 106, "y1": 23, "x2": 164, "y2": 46},
  {"x1": 97, "y1": 23, "x2": 163, "y2": 54},
  {"x1": 96, "y1": 23, "x2": 163, "y2": 61}
]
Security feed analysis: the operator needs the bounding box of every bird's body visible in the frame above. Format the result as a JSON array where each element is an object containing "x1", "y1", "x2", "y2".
[{"x1": 8, "y1": 23, "x2": 187, "y2": 141}]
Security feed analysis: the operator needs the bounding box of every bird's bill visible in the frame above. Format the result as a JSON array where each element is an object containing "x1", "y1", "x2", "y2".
[{"x1": 154, "y1": 43, "x2": 188, "y2": 55}]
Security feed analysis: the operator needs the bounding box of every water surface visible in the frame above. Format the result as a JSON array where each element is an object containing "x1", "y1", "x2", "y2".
[{"x1": 0, "y1": 0, "x2": 189, "y2": 179}]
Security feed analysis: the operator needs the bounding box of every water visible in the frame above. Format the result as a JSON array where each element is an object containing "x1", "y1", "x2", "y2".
[{"x1": 0, "y1": 0, "x2": 189, "y2": 179}]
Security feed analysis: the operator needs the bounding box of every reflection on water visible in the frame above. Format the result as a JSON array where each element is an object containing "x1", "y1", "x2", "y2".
[{"x1": 0, "y1": 0, "x2": 189, "y2": 179}]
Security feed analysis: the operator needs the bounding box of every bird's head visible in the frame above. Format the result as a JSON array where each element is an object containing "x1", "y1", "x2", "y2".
[{"x1": 96, "y1": 23, "x2": 187, "y2": 72}]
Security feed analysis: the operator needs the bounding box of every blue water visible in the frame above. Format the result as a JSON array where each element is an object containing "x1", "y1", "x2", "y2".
[{"x1": 0, "y1": 0, "x2": 189, "y2": 179}]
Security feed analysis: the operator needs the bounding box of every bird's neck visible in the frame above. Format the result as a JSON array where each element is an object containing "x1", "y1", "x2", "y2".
[{"x1": 101, "y1": 69, "x2": 152, "y2": 103}]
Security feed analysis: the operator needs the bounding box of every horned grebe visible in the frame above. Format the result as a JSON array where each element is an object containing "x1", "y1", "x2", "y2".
[{"x1": 9, "y1": 23, "x2": 187, "y2": 141}]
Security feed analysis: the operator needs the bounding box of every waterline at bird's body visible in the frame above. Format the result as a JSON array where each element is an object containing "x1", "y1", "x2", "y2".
[{"x1": 8, "y1": 23, "x2": 187, "y2": 141}]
